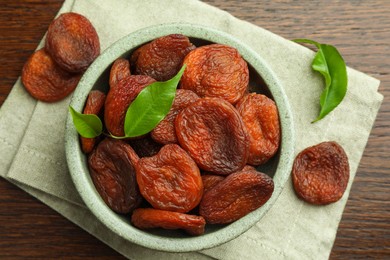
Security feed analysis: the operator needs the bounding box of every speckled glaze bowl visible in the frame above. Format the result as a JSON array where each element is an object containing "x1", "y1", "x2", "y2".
[{"x1": 65, "y1": 23, "x2": 294, "y2": 252}]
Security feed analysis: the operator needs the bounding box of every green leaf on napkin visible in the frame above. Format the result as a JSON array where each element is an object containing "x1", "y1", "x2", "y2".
[
  {"x1": 123, "y1": 64, "x2": 186, "y2": 137},
  {"x1": 69, "y1": 106, "x2": 103, "y2": 138},
  {"x1": 293, "y1": 39, "x2": 348, "y2": 123}
]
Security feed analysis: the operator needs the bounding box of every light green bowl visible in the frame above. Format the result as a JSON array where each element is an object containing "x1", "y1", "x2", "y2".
[{"x1": 65, "y1": 23, "x2": 294, "y2": 252}]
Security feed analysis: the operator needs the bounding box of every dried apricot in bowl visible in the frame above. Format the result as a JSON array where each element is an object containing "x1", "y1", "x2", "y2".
[
  {"x1": 292, "y1": 141, "x2": 350, "y2": 205},
  {"x1": 131, "y1": 208, "x2": 206, "y2": 236},
  {"x1": 104, "y1": 75, "x2": 155, "y2": 136},
  {"x1": 136, "y1": 144, "x2": 203, "y2": 213},
  {"x1": 201, "y1": 175, "x2": 225, "y2": 193},
  {"x1": 80, "y1": 90, "x2": 106, "y2": 154},
  {"x1": 151, "y1": 89, "x2": 200, "y2": 144},
  {"x1": 236, "y1": 93, "x2": 280, "y2": 165},
  {"x1": 200, "y1": 167, "x2": 274, "y2": 224},
  {"x1": 175, "y1": 97, "x2": 249, "y2": 175},
  {"x1": 131, "y1": 34, "x2": 195, "y2": 81},
  {"x1": 109, "y1": 58, "x2": 131, "y2": 89},
  {"x1": 88, "y1": 138, "x2": 142, "y2": 214},
  {"x1": 180, "y1": 44, "x2": 249, "y2": 104}
]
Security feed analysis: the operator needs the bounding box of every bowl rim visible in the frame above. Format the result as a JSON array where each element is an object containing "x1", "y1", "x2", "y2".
[{"x1": 65, "y1": 23, "x2": 295, "y2": 252}]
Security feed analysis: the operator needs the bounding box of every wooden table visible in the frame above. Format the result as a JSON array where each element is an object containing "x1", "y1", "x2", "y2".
[{"x1": 0, "y1": 0, "x2": 389, "y2": 258}]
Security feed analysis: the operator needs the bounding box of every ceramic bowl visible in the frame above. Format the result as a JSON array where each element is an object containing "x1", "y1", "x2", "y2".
[{"x1": 65, "y1": 23, "x2": 294, "y2": 252}]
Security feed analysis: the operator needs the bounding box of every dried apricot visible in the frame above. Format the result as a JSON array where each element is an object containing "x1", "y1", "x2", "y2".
[
  {"x1": 88, "y1": 138, "x2": 142, "y2": 214},
  {"x1": 151, "y1": 89, "x2": 199, "y2": 144},
  {"x1": 104, "y1": 75, "x2": 155, "y2": 136},
  {"x1": 131, "y1": 208, "x2": 206, "y2": 236},
  {"x1": 292, "y1": 141, "x2": 349, "y2": 205},
  {"x1": 21, "y1": 48, "x2": 81, "y2": 102},
  {"x1": 180, "y1": 44, "x2": 249, "y2": 104},
  {"x1": 45, "y1": 12, "x2": 100, "y2": 73},
  {"x1": 202, "y1": 165, "x2": 256, "y2": 176},
  {"x1": 201, "y1": 175, "x2": 225, "y2": 193},
  {"x1": 136, "y1": 144, "x2": 203, "y2": 213},
  {"x1": 81, "y1": 90, "x2": 106, "y2": 153},
  {"x1": 242, "y1": 165, "x2": 257, "y2": 171},
  {"x1": 127, "y1": 135, "x2": 162, "y2": 157},
  {"x1": 200, "y1": 168, "x2": 274, "y2": 224},
  {"x1": 175, "y1": 97, "x2": 249, "y2": 175},
  {"x1": 131, "y1": 34, "x2": 195, "y2": 81},
  {"x1": 109, "y1": 58, "x2": 131, "y2": 89},
  {"x1": 236, "y1": 93, "x2": 280, "y2": 165}
]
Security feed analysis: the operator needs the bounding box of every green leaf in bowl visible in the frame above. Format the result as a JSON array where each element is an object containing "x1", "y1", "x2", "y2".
[
  {"x1": 123, "y1": 64, "x2": 186, "y2": 137},
  {"x1": 69, "y1": 106, "x2": 102, "y2": 138}
]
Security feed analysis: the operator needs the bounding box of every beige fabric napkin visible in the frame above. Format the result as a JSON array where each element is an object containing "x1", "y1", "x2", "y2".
[{"x1": 0, "y1": 0, "x2": 383, "y2": 259}]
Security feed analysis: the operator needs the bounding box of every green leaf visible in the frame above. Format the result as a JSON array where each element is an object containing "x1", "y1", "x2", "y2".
[
  {"x1": 69, "y1": 106, "x2": 103, "y2": 138},
  {"x1": 293, "y1": 39, "x2": 348, "y2": 122},
  {"x1": 123, "y1": 64, "x2": 186, "y2": 137}
]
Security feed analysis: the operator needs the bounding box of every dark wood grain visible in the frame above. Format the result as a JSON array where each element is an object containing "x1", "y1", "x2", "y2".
[{"x1": 0, "y1": 0, "x2": 389, "y2": 259}]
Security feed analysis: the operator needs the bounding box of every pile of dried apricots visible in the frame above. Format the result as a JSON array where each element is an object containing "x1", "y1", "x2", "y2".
[
  {"x1": 86, "y1": 33, "x2": 279, "y2": 235},
  {"x1": 22, "y1": 13, "x2": 100, "y2": 102},
  {"x1": 21, "y1": 12, "x2": 350, "y2": 236}
]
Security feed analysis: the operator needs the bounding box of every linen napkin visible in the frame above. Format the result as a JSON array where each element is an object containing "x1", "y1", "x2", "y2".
[{"x1": 0, "y1": 0, "x2": 383, "y2": 259}]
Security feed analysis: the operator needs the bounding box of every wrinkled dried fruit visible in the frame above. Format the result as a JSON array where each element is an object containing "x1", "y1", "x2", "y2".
[
  {"x1": 236, "y1": 93, "x2": 280, "y2": 165},
  {"x1": 104, "y1": 75, "x2": 155, "y2": 136},
  {"x1": 200, "y1": 168, "x2": 274, "y2": 224},
  {"x1": 131, "y1": 208, "x2": 206, "y2": 236},
  {"x1": 81, "y1": 90, "x2": 106, "y2": 153},
  {"x1": 176, "y1": 97, "x2": 249, "y2": 175},
  {"x1": 201, "y1": 165, "x2": 257, "y2": 177},
  {"x1": 242, "y1": 165, "x2": 257, "y2": 171},
  {"x1": 21, "y1": 48, "x2": 81, "y2": 102},
  {"x1": 292, "y1": 141, "x2": 349, "y2": 205},
  {"x1": 203, "y1": 165, "x2": 256, "y2": 176},
  {"x1": 109, "y1": 58, "x2": 131, "y2": 89},
  {"x1": 136, "y1": 144, "x2": 203, "y2": 213},
  {"x1": 180, "y1": 44, "x2": 249, "y2": 104},
  {"x1": 151, "y1": 89, "x2": 199, "y2": 144},
  {"x1": 127, "y1": 135, "x2": 162, "y2": 157},
  {"x1": 88, "y1": 138, "x2": 142, "y2": 213},
  {"x1": 131, "y1": 34, "x2": 195, "y2": 81},
  {"x1": 201, "y1": 175, "x2": 225, "y2": 193},
  {"x1": 45, "y1": 12, "x2": 100, "y2": 73}
]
